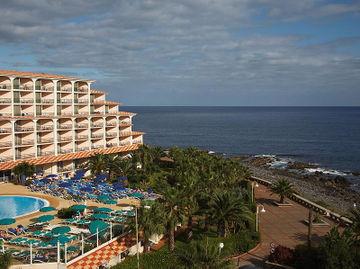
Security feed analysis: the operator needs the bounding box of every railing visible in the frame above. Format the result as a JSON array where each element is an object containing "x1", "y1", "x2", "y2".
[
  {"x1": 119, "y1": 131, "x2": 132, "y2": 137},
  {"x1": 0, "y1": 141, "x2": 12, "y2": 147},
  {"x1": 59, "y1": 148, "x2": 73, "y2": 154},
  {"x1": 15, "y1": 139, "x2": 34, "y2": 146},
  {"x1": 106, "y1": 121, "x2": 117, "y2": 126},
  {"x1": 106, "y1": 132, "x2": 117, "y2": 138},
  {"x1": 251, "y1": 176, "x2": 353, "y2": 226},
  {"x1": 119, "y1": 121, "x2": 131, "y2": 125},
  {"x1": 0, "y1": 156, "x2": 13, "y2": 162},
  {"x1": 37, "y1": 125, "x2": 53, "y2": 131},
  {"x1": 0, "y1": 84, "x2": 11, "y2": 90},
  {"x1": 40, "y1": 99, "x2": 54, "y2": 104},
  {"x1": 75, "y1": 135, "x2": 88, "y2": 140},
  {"x1": 57, "y1": 124, "x2": 73, "y2": 129},
  {"x1": 15, "y1": 126, "x2": 34, "y2": 132},
  {"x1": 0, "y1": 112, "x2": 12, "y2": 116},
  {"x1": 15, "y1": 112, "x2": 34, "y2": 116},
  {"x1": 39, "y1": 112, "x2": 54, "y2": 116},
  {"x1": 0, "y1": 128, "x2": 12, "y2": 133},
  {"x1": 58, "y1": 136, "x2": 72, "y2": 142},
  {"x1": 91, "y1": 111, "x2": 105, "y2": 115},
  {"x1": 75, "y1": 99, "x2": 89, "y2": 104},
  {"x1": 91, "y1": 144, "x2": 103, "y2": 149},
  {"x1": 77, "y1": 86, "x2": 88, "y2": 92},
  {"x1": 37, "y1": 137, "x2": 54, "y2": 143},
  {"x1": 59, "y1": 99, "x2": 73, "y2": 104},
  {"x1": 132, "y1": 139, "x2": 142, "y2": 144},
  {"x1": 38, "y1": 151, "x2": 55, "y2": 156},
  {"x1": 59, "y1": 87, "x2": 72, "y2": 92},
  {"x1": 76, "y1": 146, "x2": 89, "y2": 151},
  {"x1": 75, "y1": 123, "x2": 88, "y2": 129},
  {"x1": 36, "y1": 86, "x2": 54, "y2": 91},
  {"x1": 91, "y1": 123, "x2": 104, "y2": 128},
  {"x1": 15, "y1": 153, "x2": 35, "y2": 160},
  {"x1": 60, "y1": 112, "x2": 73, "y2": 116},
  {"x1": 91, "y1": 133, "x2": 104, "y2": 139},
  {"x1": 106, "y1": 142, "x2": 118, "y2": 147},
  {"x1": 17, "y1": 85, "x2": 33, "y2": 91},
  {"x1": 120, "y1": 141, "x2": 131, "y2": 146},
  {"x1": 19, "y1": 98, "x2": 34, "y2": 104},
  {"x1": 0, "y1": 98, "x2": 11, "y2": 103}
]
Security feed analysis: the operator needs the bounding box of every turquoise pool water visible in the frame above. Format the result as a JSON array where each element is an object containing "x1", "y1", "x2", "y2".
[{"x1": 0, "y1": 195, "x2": 49, "y2": 219}]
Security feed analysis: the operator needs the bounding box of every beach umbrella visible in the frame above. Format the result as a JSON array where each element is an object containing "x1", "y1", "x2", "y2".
[
  {"x1": 94, "y1": 207, "x2": 112, "y2": 213},
  {"x1": 49, "y1": 235, "x2": 72, "y2": 246},
  {"x1": 70, "y1": 204, "x2": 87, "y2": 212},
  {"x1": 0, "y1": 218, "x2": 15, "y2": 226},
  {"x1": 51, "y1": 226, "x2": 71, "y2": 235},
  {"x1": 103, "y1": 199, "x2": 116, "y2": 205},
  {"x1": 129, "y1": 192, "x2": 144, "y2": 199},
  {"x1": 67, "y1": 245, "x2": 80, "y2": 252},
  {"x1": 37, "y1": 215, "x2": 54, "y2": 223},
  {"x1": 40, "y1": 206, "x2": 56, "y2": 212},
  {"x1": 80, "y1": 186, "x2": 93, "y2": 192},
  {"x1": 97, "y1": 195, "x2": 110, "y2": 200},
  {"x1": 91, "y1": 213, "x2": 111, "y2": 220},
  {"x1": 40, "y1": 178, "x2": 51, "y2": 184},
  {"x1": 89, "y1": 220, "x2": 109, "y2": 234},
  {"x1": 59, "y1": 182, "x2": 72, "y2": 188}
]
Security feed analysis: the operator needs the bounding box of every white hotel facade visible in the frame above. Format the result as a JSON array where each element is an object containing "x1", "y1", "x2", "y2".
[{"x1": 0, "y1": 70, "x2": 144, "y2": 179}]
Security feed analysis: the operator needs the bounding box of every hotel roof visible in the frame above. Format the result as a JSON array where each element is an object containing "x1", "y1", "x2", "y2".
[{"x1": 0, "y1": 70, "x2": 94, "y2": 82}]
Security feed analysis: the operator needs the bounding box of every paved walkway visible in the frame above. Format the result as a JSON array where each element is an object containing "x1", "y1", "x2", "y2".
[{"x1": 235, "y1": 185, "x2": 335, "y2": 268}]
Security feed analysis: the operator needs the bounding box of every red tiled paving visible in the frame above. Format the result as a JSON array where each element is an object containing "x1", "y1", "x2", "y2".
[
  {"x1": 235, "y1": 185, "x2": 335, "y2": 268},
  {"x1": 68, "y1": 238, "x2": 127, "y2": 269}
]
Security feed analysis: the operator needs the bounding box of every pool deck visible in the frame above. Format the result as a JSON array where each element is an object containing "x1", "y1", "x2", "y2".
[{"x1": 0, "y1": 182, "x2": 139, "y2": 226}]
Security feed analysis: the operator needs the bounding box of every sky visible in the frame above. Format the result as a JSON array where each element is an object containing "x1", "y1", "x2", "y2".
[{"x1": 0, "y1": 0, "x2": 360, "y2": 106}]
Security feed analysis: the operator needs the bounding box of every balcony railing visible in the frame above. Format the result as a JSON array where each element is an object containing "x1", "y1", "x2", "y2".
[
  {"x1": 0, "y1": 98, "x2": 11, "y2": 103},
  {"x1": 76, "y1": 87, "x2": 88, "y2": 93},
  {"x1": 57, "y1": 124, "x2": 72, "y2": 130},
  {"x1": 106, "y1": 132, "x2": 117, "y2": 138},
  {"x1": 90, "y1": 111, "x2": 105, "y2": 115},
  {"x1": 76, "y1": 146, "x2": 89, "y2": 152},
  {"x1": 37, "y1": 137, "x2": 54, "y2": 143},
  {"x1": 76, "y1": 99, "x2": 89, "y2": 104},
  {"x1": 38, "y1": 112, "x2": 54, "y2": 117},
  {"x1": 14, "y1": 112, "x2": 34, "y2": 116},
  {"x1": 36, "y1": 86, "x2": 54, "y2": 92},
  {"x1": 15, "y1": 139, "x2": 34, "y2": 146},
  {"x1": 59, "y1": 87, "x2": 72, "y2": 92},
  {"x1": 106, "y1": 121, "x2": 117, "y2": 126},
  {"x1": 37, "y1": 125, "x2": 53, "y2": 131},
  {"x1": 75, "y1": 135, "x2": 88, "y2": 140},
  {"x1": 59, "y1": 148, "x2": 73, "y2": 154},
  {"x1": 59, "y1": 112, "x2": 73, "y2": 116},
  {"x1": 75, "y1": 123, "x2": 88, "y2": 129},
  {"x1": 0, "y1": 112, "x2": 12, "y2": 117},
  {"x1": 16, "y1": 85, "x2": 33, "y2": 91},
  {"x1": 0, "y1": 141, "x2": 12, "y2": 147},
  {"x1": 19, "y1": 98, "x2": 34, "y2": 104},
  {"x1": 120, "y1": 141, "x2": 131, "y2": 146},
  {"x1": 0, "y1": 84, "x2": 11, "y2": 90},
  {"x1": 15, "y1": 126, "x2": 34, "y2": 132},
  {"x1": 91, "y1": 144, "x2": 103, "y2": 149},
  {"x1": 119, "y1": 131, "x2": 132, "y2": 137},
  {"x1": 58, "y1": 136, "x2": 72, "y2": 142},
  {"x1": 15, "y1": 153, "x2": 35, "y2": 160},
  {"x1": 133, "y1": 139, "x2": 143, "y2": 144},
  {"x1": 38, "y1": 99, "x2": 54, "y2": 104},
  {"x1": 106, "y1": 142, "x2": 118, "y2": 147},
  {"x1": 59, "y1": 99, "x2": 73, "y2": 104},
  {"x1": 119, "y1": 120, "x2": 131, "y2": 125},
  {"x1": 91, "y1": 133, "x2": 103, "y2": 139},
  {"x1": 91, "y1": 123, "x2": 103, "y2": 128},
  {"x1": 38, "y1": 151, "x2": 55, "y2": 157},
  {"x1": 0, "y1": 156, "x2": 13, "y2": 162},
  {"x1": 0, "y1": 128, "x2": 12, "y2": 134}
]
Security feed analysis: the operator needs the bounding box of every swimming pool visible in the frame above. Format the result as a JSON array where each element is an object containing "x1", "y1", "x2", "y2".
[{"x1": 0, "y1": 195, "x2": 49, "y2": 219}]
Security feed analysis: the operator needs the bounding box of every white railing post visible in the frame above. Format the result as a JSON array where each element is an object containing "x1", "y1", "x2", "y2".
[
  {"x1": 96, "y1": 228, "x2": 99, "y2": 247},
  {"x1": 64, "y1": 243, "x2": 68, "y2": 264},
  {"x1": 81, "y1": 234, "x2": 84, "y2": 255},
  {"x1": 57, "y1": 241, "x2": 61, "y2": 264},
  {"x1": 30, "y1": 243, "x2": 33, "y2": 264},
  {"x1": 110, "y1": 222, "x2": 113, "y2": 239}
]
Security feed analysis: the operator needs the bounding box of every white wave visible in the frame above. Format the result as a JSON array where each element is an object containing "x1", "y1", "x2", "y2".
[
  {"x1": 269, "y1": 160, "x2": 289, "y2": 169},
  {"x1": 305, "y1": 168, "x2": 347, "y2": 176},
  {"x1": 254, "y1": 154, "x2": 276, "y2": 158}
]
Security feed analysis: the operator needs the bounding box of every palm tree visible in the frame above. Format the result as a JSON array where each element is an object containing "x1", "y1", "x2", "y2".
[
  {"x1": 209, "y1": 191, "x2": 253, "y2": 237},
  {"x1": 86, "y1": 154, "x2": 108, "y2": 177},
  {"x1": 271, "y1": 179, "x2": 296, "y2": 204},
  {"x1": 160, "y1": 187, "x2": 185, "y2": 252},
  {"x1": 12, "y1": 162, "x2": 35, "y2": 184},
  {"x1": 138, "y1": 202, "x2": 164, "y2": 252},
  {"x1": 175, "y1": 240, "x2": 231, "y2": 269},
  {"x1": 349, "y1": 208, "x2": 360, "y2": 240},
  {"x1": 0, "y1": 252, "x2": 12, "y2": 269}
]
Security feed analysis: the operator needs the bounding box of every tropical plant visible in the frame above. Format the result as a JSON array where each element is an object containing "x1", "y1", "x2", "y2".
[
  {"x1": 349, "y1": 208, "x2": 360, "y2": 240},
  {"x1": 175, "y1": 240, "x2": 231, "y2": 269},
  {"x1": 12, "y1": 162, "x2": 35, "y2": 184},
  {"x1": 138, "y1": 202, "x2": 165, "y2": 252},
  {"x1": 86, "y1": 154, "x2": 108, "y2": 176},
  {"x1": 208, "y1": 191, "x2": 253, "y2": 237},
  {"x1": 0, "y1": 252, "x2": 12, "y2": 269},
  {"x1": 271, "y1": 179, "x2": 296, "y2": 204}
]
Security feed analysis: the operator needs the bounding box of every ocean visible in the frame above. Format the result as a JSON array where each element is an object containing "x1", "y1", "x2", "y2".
[{"x1": 124, "y1": 106, "x2": 360, "y2": 174}]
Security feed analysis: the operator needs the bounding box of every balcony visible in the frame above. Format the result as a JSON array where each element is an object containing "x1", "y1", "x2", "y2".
[
  {"x1": 19, "y1": 98, "x2": 34, "y2": 104},
  {"x1": 133, "y1": 139, "x2": 143, "y2": 144},
  {"x1": 59, "y1": 87, "x2": 72, "y2": 92},
  {"x1": 119, "y1": 131, "x2": 132, "y2": 137},
  {"x1": 91, "y1": 133, "x2": 103, "y2": 139},
  {"x1": 0, "y1": 156, "x2": 13, "y2": 162},
  {"x1": 75, "y1": 123, "x2": 88, "y2": 129},
  {"x1": 90, "y1": 111, "x2": 105, "y2": 116},
  {"x1": 38, "y1": 151, "x2": 55, "y2": 157},
  {"x1": 120, "y1": 141, "x2": 131, "y2": 146},
  {"x1": 59, "y1": 99, "x2": 73, "y2": 104},
  {"x1": 36, "y1": 86, "x2": 54, "y2": 92},
  {"x1": 15, "y1": 85, "x2": 33, "y2": 91},
  {"x1": 75, "y1": 135, "x2": 88, "y2": 140},
  {"x1": 15, "y1": 153, "x2": 35, "y2": 160},
  {"x1": 14, "y1": 112, "x2": 34, "y2": 116},
  {"x1": 15, "y1": 139, "x2": 34, "y2": 146},
  {"x1": 59, "y1": 112, "x2": 73, "y2": 116},
  {"x1": 91, "y1": 123, "x2": 103, "y2": 128},
  {"x1": 106, "y1": 142, "x2": 118, "y2": 147},
  {"x1": 0, "y1": 98, "x2": 11, "y2": 103},
  {"x1": 91, "y1": 144, "x2": 103, "y2": 149},
  {"x1": 0, "y1": 141, "x2": 12, "y2": 148},
  {"x1": 76, "y1": 86, "x2": 88, "y2": 93},
  {"x1": 58, "y1": 136, "x2": 72, "y2": 142},
  {"x1": 38, "y1": 112, "x2": 54, "y2": 117},
  {"x1": 59, "y1": 148, "x2": 73, "y2": 154},
  {"x1": 57, "y1": 124, "x2": 73, "y2": 130},
  {"x1": 15, "y1": 126, "x2": 34, "y2": 132},
  {"x1": 0, "y1": 112, "x2": 12, "y2": 117},
  {"x1": 37, "y1": 137, "x2": 54, "y2": 144},
  {"x1": 106, "y1": 121, "x2": 117, "y2": 127},
  {"x1": 0, "y1": 84, "x2": 11, "y2": 90},
  {"x1": 0, "y1": 128, "x2": 12, "y2": 134},
  {"x1": 106, "y1": 132, "x2": 117, "y2": 138},
  {"x1": 37, "y1": 125, "x2": 53, "y2": 131},
  {"x1": 76, "y1": 146, "x2": 89, "y2": 152},
  {"x1": 37, "y1": 99, "x2": 54, "y2": 104}
]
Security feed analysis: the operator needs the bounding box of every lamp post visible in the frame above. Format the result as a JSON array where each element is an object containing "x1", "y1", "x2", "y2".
[
  {"x1": 251, "y1": 181, "x2": 259, "y2": 203},
  {"x1": 218, "y1": 242, "x2": 224, "y2": 255},
  {"x1": 135, "y1": 206, "x2": 140, "y2": 269},
  {"x1": 256, "y1": 204, "x2": 266, "y2": 232}
]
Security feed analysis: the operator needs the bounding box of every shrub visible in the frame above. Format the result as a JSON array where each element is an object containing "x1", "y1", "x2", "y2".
[
  {"x1": 57, "y1": 208, "x2": 77, "y2": 219},
  {"x1": 268, "y1": 245, "x2": 294, "y2": 266},
  {"x1": 0, "y1": 252, "x2": 12, "y2": 269},
  {"x1": 293, "y1": 245, "x2": 324, "y2": 269}
]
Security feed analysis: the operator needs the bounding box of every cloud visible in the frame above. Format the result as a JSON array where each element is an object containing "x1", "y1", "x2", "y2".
[{"x1": 0, "y1": 0, "x2": 359, "y2": 105}]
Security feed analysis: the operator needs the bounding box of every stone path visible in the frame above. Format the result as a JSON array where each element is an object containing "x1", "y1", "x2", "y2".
[{"x1": 235, "y1": 185, "x2": 335, "y2": 268}]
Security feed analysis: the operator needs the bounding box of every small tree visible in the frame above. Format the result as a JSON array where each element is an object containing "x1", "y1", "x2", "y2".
[
  {"x1": 0, "y1": 252, "x2": 12, "y2": 269},
  {"x1": 271, "y1": 179, "x2": 295, "y2": 204},
  {"x1": 12, "y1": 162, "x2": 35, "y2": 184}
]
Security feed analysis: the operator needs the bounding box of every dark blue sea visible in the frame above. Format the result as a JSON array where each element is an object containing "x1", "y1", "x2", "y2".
[{"x1": 124, "y1": 106, "x2": 360, "y2": 174}]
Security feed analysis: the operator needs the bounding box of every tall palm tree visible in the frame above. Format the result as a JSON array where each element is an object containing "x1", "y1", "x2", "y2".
[
  {"x1": 138, "y1": 202, "x2": 164, "y2": 252},
  {"x1": 86, "y1": 154, "x2": 108, "y2": 177},
  {"x1": 209, "y1": 191, "x2": 253, "y2": 237},
  {"x1": 175, "y1": 240, "x2": 231, "y2": 269},
  {"x1": 271, "y1": 179, "x2": 296, "y2": 204},
  {"x1": 12, "y1": 162, "x2": 35, "y2": 184}
]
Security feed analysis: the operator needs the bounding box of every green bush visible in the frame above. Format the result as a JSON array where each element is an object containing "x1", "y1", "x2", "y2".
[
  {"x1": 57, "y1": 208, "x2": 77, "y2": 219},
  {"x1": 0, "y1": 252, "x2": 12, "y2": 269},
  {"x1": 293, "y1": 245, "x2": 324, "y2": 269}
]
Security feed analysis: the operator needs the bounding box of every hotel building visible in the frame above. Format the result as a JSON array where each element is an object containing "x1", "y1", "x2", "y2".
[{"x1": 0, "y1": 70, "x2": 144, "y2": 180}]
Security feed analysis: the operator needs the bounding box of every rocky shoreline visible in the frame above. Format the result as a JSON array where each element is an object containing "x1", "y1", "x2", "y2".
[{"x1": 236, "y1": 155, "x2": 360, "y2": 215}]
